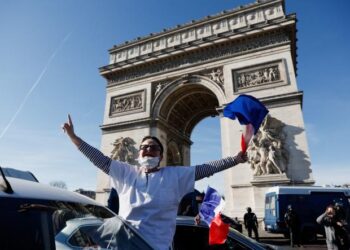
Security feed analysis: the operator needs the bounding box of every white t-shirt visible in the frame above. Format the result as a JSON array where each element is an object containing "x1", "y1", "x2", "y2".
[{"x1": 109, "y1": 161, "x2": 195, "y2": 250}]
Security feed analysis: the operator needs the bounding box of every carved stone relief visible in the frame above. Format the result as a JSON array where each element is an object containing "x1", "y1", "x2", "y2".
[
  {"x1": 110, "y1": 137, "x2": 139, "y2": 165},
  {"x1": 233, "y1": 60, "x2": 286, "y2": 93},
  {"x1": 201, "y1": 67, "x2": 224, "y2": 91},
  {"x1": 153, "y1": 67, "x2": 225, "y2": 99},
  {"x1": 107, "y1": 31, "x2": 290, "y2": 85},
  {"x1": 247, "y1": 114, "x2": 289, "y2": 176},
  {"x1": 109, "y1": 90, "x2": 145, "y2": 116}
]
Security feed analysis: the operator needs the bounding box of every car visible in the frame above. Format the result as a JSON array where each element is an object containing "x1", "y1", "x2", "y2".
[
  {"x1": 0, "y1": 167, "x2": 153, "y2": 250},
  {"x1": 174, "y1": 216, "x2": 274, "y2": 250},
  {"x1": 0, "y1": 167, "x2": 271, "y2": 250},
  {"x1": 53, "y1": 216, "x2": 270, "y2": 250}
]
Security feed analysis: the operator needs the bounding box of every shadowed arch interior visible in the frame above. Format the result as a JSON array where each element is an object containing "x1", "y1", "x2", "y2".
[{"x1": 159, "y1": 84, "x2": 219, "y2": 137}]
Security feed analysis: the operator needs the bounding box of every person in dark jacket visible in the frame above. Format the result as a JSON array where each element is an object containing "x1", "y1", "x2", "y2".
[
  {"x1": 284, "y1": 205, "x2": 301, "y2": 247},
  {"x1": 334, "y1": 202, "x2": 349, "y2": 249},
  {"x1": 107, "y1": 187, "x2": 119, "y2": 214},
  {"x1": 243, "y1": 207, "x2": 259, "y2": 241}
]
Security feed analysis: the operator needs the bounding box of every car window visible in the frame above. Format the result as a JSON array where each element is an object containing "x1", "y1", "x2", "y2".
[
  {"x1": 68, "y1": 225, "x2": 100, "y2": 247},
  {"x1": 1, "y1": 197, "x2": 153, "y2": 250},
  {"x1": 174, "y1": 225, "x2": 249, "y2": 250},
  {"x1": 65, "y1": 217, "x2": 153, "y2": 250},
  {"x1": 0, "y1": 197, "x2": 55, "y2": 250}
]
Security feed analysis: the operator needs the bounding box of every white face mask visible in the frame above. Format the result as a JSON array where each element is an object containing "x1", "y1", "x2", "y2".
[{"x1": 137, "y1": 156, "x2": 160, "y2": 168}]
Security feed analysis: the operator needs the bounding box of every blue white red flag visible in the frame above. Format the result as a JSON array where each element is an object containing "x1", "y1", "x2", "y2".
[
  {"x1": 199, "y1": 186, "x2": 229, "y2": 245},
  {"x1": 223, "y1": 94, "x2": 268, "y2": 153}
]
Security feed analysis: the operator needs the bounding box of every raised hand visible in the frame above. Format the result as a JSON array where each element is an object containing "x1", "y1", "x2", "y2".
[
  {"x1": 62, "y1": 114, "x2": 81, "y2": 146},
  {"x1": 234, "y1": 151, "x2": 248, "y2": 164},
  {"x1": 62, "y1": 114, "x2": 74, "y2": 136}
]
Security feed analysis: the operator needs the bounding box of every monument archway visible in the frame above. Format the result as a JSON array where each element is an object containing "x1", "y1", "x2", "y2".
[{"x1": 96, "y1": 0, "x2": 314, "y2": 218}]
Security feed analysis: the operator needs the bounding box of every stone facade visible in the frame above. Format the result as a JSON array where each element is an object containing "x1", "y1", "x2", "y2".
[{"x1": 96, "y1": 0, "x2": 313, "y2": 219}]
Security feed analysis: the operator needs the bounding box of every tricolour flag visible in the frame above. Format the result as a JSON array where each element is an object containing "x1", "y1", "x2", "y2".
[
  {"x1": 199, "y1": 186, "x2": 229, "y2": 245},
  {"x1": 223, "y1": 94, "x2": 269, "y2": 153}
]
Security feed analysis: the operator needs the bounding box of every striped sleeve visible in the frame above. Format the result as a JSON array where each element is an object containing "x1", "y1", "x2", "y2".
[
  {"x1": 78, "y1": 140, "x2": 112, "y2": 175},
  {"x1": 194, "y1": 156, "x2": 238, "y2": 181}
]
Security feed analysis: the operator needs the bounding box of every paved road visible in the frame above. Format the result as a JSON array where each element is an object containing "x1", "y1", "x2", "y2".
[{"x1": 242, "y1": 228, "x2": 327, "y2": 250}]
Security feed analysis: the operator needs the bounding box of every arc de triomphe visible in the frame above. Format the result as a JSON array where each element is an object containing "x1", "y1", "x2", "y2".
[{"x1": 96, "y1": 0, "x2": 314, "y2": 218}]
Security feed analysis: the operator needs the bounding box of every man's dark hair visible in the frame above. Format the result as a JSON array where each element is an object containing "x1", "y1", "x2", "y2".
[{"x1": 141, "y1": 136, "x2": 164, "y2": 155}]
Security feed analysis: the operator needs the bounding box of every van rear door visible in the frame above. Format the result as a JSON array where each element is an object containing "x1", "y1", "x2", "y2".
[{"x1": 264, "y1": 192, "x2": 277, "y2": 232}]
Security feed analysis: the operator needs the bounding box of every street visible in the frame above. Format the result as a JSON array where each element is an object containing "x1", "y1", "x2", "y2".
[{"x1": 243, "y1": 228, "x2": 328, "y2": 250}]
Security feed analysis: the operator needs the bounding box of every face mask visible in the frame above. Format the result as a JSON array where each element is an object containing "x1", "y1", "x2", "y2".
[{"x1": 137, "y1": 156, "x2": 160, "y2": 168}]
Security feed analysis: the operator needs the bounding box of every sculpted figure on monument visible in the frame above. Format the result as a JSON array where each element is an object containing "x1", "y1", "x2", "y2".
[
  {"x1": 247, "y1": 115, "x2": 288, "y2": 176},
  {"x1": 110, "y1": 137, "x2": 139, "y2": 165}
]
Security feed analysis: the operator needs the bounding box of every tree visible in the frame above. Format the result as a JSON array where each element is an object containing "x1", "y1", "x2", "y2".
[{"x1": 49, "y1": 180, "x2": 67, "y2": 189}]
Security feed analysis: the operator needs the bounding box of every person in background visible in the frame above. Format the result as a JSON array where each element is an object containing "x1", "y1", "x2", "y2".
[
  {"x1": 334, "y1": 202, "x2": 349, "y2": 250},
  {"x1": 107, "y1": 187, "x2": 119, "y2": 214},
  {"x1": 243, "y1": 207, "x2": 259, "y2": 241},
  {"x1": 62, "y1": 115, "x2": 247, "y2": 250},
  {"x1": 284, "y1": 205, "x2": 301, "y2": 247},
  {"x1": 317, "y1": 205, "x2": 344, "y2": 250},
  {"x1": 177, "y1": 189, "x2": 204, "y2": 216}
]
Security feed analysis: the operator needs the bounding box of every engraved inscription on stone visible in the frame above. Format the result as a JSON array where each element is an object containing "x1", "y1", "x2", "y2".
[
  {"x1": 109, "y1": 90, "x2": 145, "y2": 116},
  {"x1": 232, "y1": 61, "x2": 286, "y2": 92}
]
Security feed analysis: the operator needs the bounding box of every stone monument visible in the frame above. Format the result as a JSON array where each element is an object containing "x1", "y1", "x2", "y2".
[{"x1": 96, "y1": 0, "x2": 314, "y2": 219}]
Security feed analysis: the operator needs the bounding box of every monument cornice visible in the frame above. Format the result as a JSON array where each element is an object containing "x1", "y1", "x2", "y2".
[
  {"x1": 100, "y1": 16, "x2": 295, "y2": 75},
  {"x1": 106, "y1": 0, "x2": 286, "y2": 56},
  {"x1": 100, "y1": 117, "x2": 192, "y2": 145},
  {"x1": 216, "y1": 91, "x2": 303, "y2": 114},
  {"x1": 100, "y1": 0, "x2": 299, "y2": 86},
  {"x1": 102, "y1": 26, "x2": 295, "y2": 88},
  {"x1": 260, "y1": 91, "x2": 303, "y2": 109},
  {"x1": 100, "y1": 118, "x2": 155, "y2": 133}
]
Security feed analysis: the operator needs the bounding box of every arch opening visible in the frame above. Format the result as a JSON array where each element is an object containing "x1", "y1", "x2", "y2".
[{"x1": 159, "y1": 84, "x2": 219, "y2": 137}]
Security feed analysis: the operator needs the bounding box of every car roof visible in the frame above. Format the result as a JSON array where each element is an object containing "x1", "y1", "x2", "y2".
[
  {"x1": 0, "y1": 176, "x2": 101, "y2": 206},
  {"x1": 267, "y1": 186, "x2": 350, "y2": 195}
]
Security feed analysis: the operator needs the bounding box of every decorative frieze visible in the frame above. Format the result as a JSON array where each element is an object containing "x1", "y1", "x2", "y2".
[
  {"x1": 108, "y1": 1, "x2": 285, "y2": 64},
  {"x1": 232, "y1": 60, "x2": 287, "y2": 93},
  {"x1": 107, "y1": 31, "x2": 290, "y2": 85},
  {"x1": 109, "y1": 90, "x2": 146, "y2": 116}
]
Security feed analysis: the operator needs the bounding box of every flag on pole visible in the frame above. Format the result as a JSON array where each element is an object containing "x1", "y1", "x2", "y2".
[
  {"x1": 223, "y1": 94, "x2": 268, "y2": 153},
  {"x1": 199, "y1": 186, "x2": 230, "y2": 245}
]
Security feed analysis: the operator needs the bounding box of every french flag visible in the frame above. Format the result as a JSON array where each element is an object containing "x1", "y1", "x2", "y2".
[
  {"x1": 199, "y1": 186, "x2": 229, "y2": 245},
  {"x1": 223, "y1": 94, "x2": 269, "y2": 153}
]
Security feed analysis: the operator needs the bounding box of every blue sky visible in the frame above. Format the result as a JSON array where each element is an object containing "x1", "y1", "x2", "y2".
[{"x1": 0, "y1": 0, "x2": 349, "y2": 192}]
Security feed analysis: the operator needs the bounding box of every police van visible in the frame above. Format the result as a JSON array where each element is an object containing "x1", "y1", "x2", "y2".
[{"x1": 264, "y1": 186, "x2": 350, "y2": 241}]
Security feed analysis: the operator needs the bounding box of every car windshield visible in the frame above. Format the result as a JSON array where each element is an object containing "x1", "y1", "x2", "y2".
[{"x1": 52, "y1": 201, "x2": 153, "y2": 249}]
